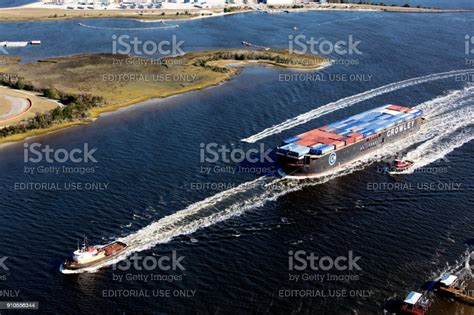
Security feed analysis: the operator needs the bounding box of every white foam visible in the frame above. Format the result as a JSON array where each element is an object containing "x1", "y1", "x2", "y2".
[
  {"x1": 241, "y1": 69, "x2": 474, "y2": 143},
  {"x1": 68, "y1": 87, "x2": 473, "y2": 273}
]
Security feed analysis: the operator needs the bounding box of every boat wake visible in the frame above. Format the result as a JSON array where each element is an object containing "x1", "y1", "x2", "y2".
[
  {"x1": 77, "y1": 21, "x2": 179, "y2": 31},
  {"x1": 392, "y1": 86, "x2": 474, "y2": 173},
  {"x1": 67, "y1": 87, "x2": 473, "y2": 273},
  {"x1": 430, "y1": 250, "x2": 473, "y2": 282},
  {"x1": 241, "y1": 69, "x2": 474, "y2": 143}
]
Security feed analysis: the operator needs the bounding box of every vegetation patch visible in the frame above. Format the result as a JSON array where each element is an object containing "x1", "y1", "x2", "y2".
[{"x1": 0, "y1": 50, "x2": 327, "y2": 141}]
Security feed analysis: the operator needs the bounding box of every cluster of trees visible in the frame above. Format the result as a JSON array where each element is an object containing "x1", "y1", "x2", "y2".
[
  {"x1": 0, "y1": 74, "x2": 104, "y2": 138},
  {"x1": 216, "y1": 51, "x2": 308, "y2": 64},
  {"x1": 192, "y1": 58, "x2": 229, "y2": 73},
  {"x1": 193, "y1": 51, "x2": 315, "y2": 72},
  {"x1": 355, "y1": 2, "x2": 422, "y2": 8},
  {"x1": 175, "y1": 11, "x2": 192, "y2": 15},
  {"x1": 223, "y1": 7, "x2": 243, "y2": 13}
]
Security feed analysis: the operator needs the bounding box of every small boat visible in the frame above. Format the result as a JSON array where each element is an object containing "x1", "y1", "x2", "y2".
[
  {"x1": 434, "y1": 273, "x2": 474, "y2": 305},
  {"x1": 400, "y1": 291, "x2": 431, "y2": 315},
  {"x1": 241, "y1": 41, "x2": 270, "y2": 51},
  {"x1": 389, "y1": 159, "x2": 414, "y2": 174},
  {"x1": 61, "y1": 237, "x2": 127, "y2": 271}
]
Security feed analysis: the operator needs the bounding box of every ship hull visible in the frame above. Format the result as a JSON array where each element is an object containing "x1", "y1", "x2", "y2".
[
  {"x1": 277, "y1": 117, "x2": 422, "y2": 177},
  {"x1": 436, "y1": 286, "x2": 474, "y2": 305},
  {"x1": 62, "y1": 241, "x2": 127, "y2": 271}
]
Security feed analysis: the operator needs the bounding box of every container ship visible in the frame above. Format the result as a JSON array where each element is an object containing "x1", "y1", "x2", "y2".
[{"x1": 276, "y1": 104, "x2": 423, "y2": 177}]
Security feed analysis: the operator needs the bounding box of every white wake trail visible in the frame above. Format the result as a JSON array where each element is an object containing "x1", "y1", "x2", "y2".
[
  {"x1": 69, "y1": 88, "x2": 473, "y2": 273},
  {"x1": 402, "y1": 128, "x2": 473, "y2": 173},
  {"x1": 416, "y1": 85, "x2": 474, "y2": 118},
  {"x1": 242, "y1": 69, "x2": 474, "y2": 143}
]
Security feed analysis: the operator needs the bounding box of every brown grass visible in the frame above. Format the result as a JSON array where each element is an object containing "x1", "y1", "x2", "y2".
[
  {"x1": 0, "y1": 86, "x2": 58, "y2": 127},
  {"x1": 0, "y1": 49, "x2": 327, "y2": 142}
]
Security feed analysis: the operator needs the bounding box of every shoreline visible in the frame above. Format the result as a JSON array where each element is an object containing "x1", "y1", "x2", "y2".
[
  {"x1": 0, "y1": 51, "x2": 328, "y2": 146},
  {"x1": 0, "y1": 3, "x2": 468, "y2": 22}
]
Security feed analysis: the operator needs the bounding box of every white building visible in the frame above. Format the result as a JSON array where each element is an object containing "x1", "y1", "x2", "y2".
[
  {"x1": 161, "y1": 0, "x2": 225, "y2": 9},
  {"x1": 265, "y1": 0, "x2": 293, "y2": 5}
]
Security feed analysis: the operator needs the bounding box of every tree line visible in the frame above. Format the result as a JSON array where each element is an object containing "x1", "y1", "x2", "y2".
[{"x1": 0, "y1": 74, "x2": 104, "y2": 138}]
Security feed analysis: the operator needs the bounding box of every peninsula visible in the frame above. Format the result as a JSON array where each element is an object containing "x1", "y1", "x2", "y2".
[{"x1": 0, "y1": 49, "x2": 328, "y2": 143}]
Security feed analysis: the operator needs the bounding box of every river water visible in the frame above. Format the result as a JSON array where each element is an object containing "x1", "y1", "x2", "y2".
[{"x1": 0, "y1": 9, "x2": 473, "y2": 314}]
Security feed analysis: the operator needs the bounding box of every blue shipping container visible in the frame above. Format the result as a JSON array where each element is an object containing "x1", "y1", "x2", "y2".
[{"x1": 282, "y1": 136, "x2": 300, "y2": 144}]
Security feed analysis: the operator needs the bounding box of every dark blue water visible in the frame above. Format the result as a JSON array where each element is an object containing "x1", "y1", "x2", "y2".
[
  {"x1": 0, "y1": 10, "x2": 473, "y2": 314},
  {"x1": 0, "y1": 0, "x2": 36, "y2": 7},
  {"x1": 350, "y1": 0, "x2": 474, "y2": 9}
]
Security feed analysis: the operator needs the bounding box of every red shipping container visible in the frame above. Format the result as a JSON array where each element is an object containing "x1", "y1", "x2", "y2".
[
  {"x1": 298, "y1": 128, "x2": 322, "y2": 139},
  {"x1": 299, "y1": 129, "x2": 347, "y2": 143},
  {"x1": 344, "y1": 137, "x2": 356, "y2": 145},
  {"x1": 296, "y1": 139, "x2": 318, "y2": 147},
  {"x1": 317, "y1": 138, "x2": 333, "y2": 145},
  {"x1": 387, "y1": 105, "x2": 403, "y2": 111},
  {"x1": 348, "y1": 132, "x2": 364, "y2": 140},
  {"x1": 332, "y1": 140, "x2": 345, "y2": 149},
  {"x1": 319, "y1": 125, "x2": 336, "y2": 132}
]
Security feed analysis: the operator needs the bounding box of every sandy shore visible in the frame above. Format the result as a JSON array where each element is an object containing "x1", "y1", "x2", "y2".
[{"x1": 0, "y1": 2, "x2": 466, "y2": 22}]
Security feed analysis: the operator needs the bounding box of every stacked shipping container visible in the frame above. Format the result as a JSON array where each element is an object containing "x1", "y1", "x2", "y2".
[{"x1": 278, "y1": 104, "x2": 422, "y2": 158}]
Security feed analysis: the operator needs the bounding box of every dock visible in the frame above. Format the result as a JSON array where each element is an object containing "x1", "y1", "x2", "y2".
[{"x1": 0, "y1": 41, "x2": 41, "y2": 47}]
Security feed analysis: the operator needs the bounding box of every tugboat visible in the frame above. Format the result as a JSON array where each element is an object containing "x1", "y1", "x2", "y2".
[
  {"x1": 389, "y1": 159, "x2": 415, "y2": 174},
  {"x1": 61, "y1": 237, "x2": 127, "y2": 272},
  {"x1": 400, "y1": 291, "x2": 431, "y2": 315},
  {"x1": 434, "y1": 273, "x2": 474, "y2": 305}
]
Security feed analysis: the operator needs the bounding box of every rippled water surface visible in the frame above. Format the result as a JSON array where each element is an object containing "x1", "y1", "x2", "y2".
[{"x1": 0, "y1": 8, "x2": 473, "y2": 314}]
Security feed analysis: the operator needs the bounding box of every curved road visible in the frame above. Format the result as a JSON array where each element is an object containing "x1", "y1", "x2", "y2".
[{"x1": 0, "y1": 94, "x2": 30, "y2": 121}]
